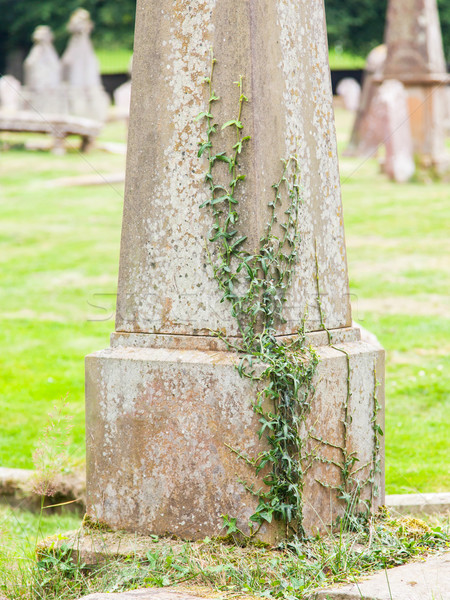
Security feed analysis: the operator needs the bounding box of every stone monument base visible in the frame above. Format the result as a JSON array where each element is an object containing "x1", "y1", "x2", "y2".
[{"x1": 85, "y1": 327, "x2": 384, "y2": 542}]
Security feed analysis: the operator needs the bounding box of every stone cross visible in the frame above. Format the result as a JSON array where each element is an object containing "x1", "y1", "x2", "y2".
[
  {"x1": 85, "y1": 0, "x2": 384, "y2": 542},
  {"x1": 23, "y1": 26, "x2": 67, "y2": 115},
  {"x1": 61, "y1": 9, "x2": 109, "y2": 122}
]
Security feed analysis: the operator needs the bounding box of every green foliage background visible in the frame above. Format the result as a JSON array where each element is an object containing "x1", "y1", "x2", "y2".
[
  {"x1": 1, "y1": 0, "x2": 449, "y2": 73},
  {"x1": 0, "y1": 0, "x2": 136, "y2": 72},
  {"x1": 325, "y1": 0, "x2": 450, "y2": 58}
]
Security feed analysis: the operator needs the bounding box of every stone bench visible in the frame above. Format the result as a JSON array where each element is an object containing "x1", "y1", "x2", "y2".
[{"x1": 0, "y1": 110, "x2": 102, "y2": 154}]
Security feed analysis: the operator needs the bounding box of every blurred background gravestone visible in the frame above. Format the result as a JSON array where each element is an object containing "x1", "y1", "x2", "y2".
[
  {"x1": 381, "y1": 0, "x2": 449, "y2": 170},
  {"x1": 112, "y1": 56, "x2": 133, "y2": 122},
  {"x1": 62, "y1": 8, "x2": 109, "y2": 123},
  {"x1": 85, "y1": 0, "x2": 385, "y2": 542},
  {"x1": 375, "y1": 80, "x2": 415, "y2": 182},
  {"x1": 347, "y1": 44, "x2": 387, "y2": 155},
  {"x1": 0, "y1": 75, "x2": 22, "y2": 113},
  {"x1": 23, "y1": 25, "x2": 67, "y2": 115},
  {"x1": 336, "y1": 77, "x2": 361, "y2": 111},
  {"x1": 349, "y1": 0, "x2": 449, "y2": 171}
]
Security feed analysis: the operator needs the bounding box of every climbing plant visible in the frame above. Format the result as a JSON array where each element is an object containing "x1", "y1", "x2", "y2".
[{"x1": 196, "y1": 51, "x2": 381, "y2": 541}]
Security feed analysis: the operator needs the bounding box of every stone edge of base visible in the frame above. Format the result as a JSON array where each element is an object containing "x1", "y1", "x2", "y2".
[{"x1": 386, "y1": 492, "x2": 450, "y2": 515}]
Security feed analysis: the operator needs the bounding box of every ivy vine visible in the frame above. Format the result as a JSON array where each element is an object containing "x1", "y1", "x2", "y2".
[{"x1": 195, "y1": 51, "x2": 382, "y2": 541}]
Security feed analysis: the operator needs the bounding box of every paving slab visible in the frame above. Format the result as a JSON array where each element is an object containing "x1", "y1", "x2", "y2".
[
  {"x1": 311, "y1": 552, "x2": 450, "y2": 599},
  {"x1": 78, "y1": 588, "x2": 216, "y2": 600}
]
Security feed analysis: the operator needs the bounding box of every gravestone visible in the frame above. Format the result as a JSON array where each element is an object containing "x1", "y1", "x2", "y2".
[
  {"x1": 23, "y1": 26, "x2": 67, "y2": 115},
  {"x1": 0, "y1": 75, "x2": 22, "y2": 113},
  {"x1": 379, "y1": 81, "x2": 415, "y2": 182},
  {"x1": 347, "y1": 45, "x2": 386, "y2": 155},
  {"x1": 381, "y1": 0, "x2": 449, "y2": 170},
  {"x1": 61, "y1": 9, "x2": 109, "y2": 122},
  {"x1": 359, "y1": 80, "x2": 415, "y2": 182},
  {"x1": 85, "y1": 0, "x2": 384, "y2": 542},
  {"x1": 336, "y1": 78, "x2": 361, "y2": 112},
  {"x1": 113, "y1": 56, "x2": 133, "y2": 121},
  {"x1": 350, "y1": 0, "x2": 449, "y2": 169}
]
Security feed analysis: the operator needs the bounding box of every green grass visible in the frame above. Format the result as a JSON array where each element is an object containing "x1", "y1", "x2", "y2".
[
  {"x1": 0, "y1": 507, "x2": 448, "y2": 600},
  {"x1": 328, "y1": 47, "x2": 365, "y2": 70},
  {"x1": 0, "y1": 506, "x2": 81, "y2": 556},
  {"x1": 0, "y1": 124, "x2": 126, "y2": 468},
  {"x1": 334, "y1": 107, "x2": 450, "y2": 494},
  {"x1": 95, "y1": 48, "x2": 133, "y2": 74}
]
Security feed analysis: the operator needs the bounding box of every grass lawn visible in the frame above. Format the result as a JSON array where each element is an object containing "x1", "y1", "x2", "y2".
[
  {"x1": 96, "y1": 47, "x2": 133, "y2": 74},
  {"x1": 0, "y1": 124, "x2": 126, "y2": 468},
  {"x1": 0, "y1": 107, "x2": 448, "y2": 495},
  {"x1": 328, "y1": 47, "x2": 366, "y2": 70},
  {"x1": 335, "y1": 107, "x2": 450, "y2": 494}
]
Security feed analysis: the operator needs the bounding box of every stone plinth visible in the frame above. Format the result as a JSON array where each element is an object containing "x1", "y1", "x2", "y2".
[
  {"x1": 87, "y1": 329, "x2": 384, "y2": 540},
  {"x1": 86, "y1": 0, "x2": 384, "y2": 541}
]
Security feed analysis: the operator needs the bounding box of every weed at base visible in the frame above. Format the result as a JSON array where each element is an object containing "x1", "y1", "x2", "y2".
[{"x1": 1, "y1": 508, "x2": 447, "y2": 600}]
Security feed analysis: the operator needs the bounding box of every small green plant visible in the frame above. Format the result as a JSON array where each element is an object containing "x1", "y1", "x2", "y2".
[
  {"x1": 32, "y1": 396, "x2": 74, "y2": 499},
  {"x1": 0, "y1": 505, "x2": 448, "y2": 599}
]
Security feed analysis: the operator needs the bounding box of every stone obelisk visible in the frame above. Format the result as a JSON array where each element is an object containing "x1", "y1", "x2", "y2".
[{"x1": 85, "y1": 0, "x2": 384, "y2": 541}]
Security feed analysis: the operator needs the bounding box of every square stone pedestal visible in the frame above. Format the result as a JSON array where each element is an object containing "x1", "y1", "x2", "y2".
[{"x1": 85, "y1": 327, "x2": 384, "y2": 542}]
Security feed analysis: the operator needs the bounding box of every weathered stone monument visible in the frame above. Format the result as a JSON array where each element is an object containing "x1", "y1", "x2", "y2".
[
  {"x1": 23, "y1": 26, "x2": 67, "y2": 115},
  {"x1": 360, "y1": 80, "x2": 415, "y2": 182},
  {"x1": 113, "y1": 56, "x2": 133, "y2": 122},
  {"x1": 381, "y1": 0, "x2": 449, "y2": 170},
  {"x1": 0, "y1": 75, "x2": 22, "y2": 113},
  {"x1": 336, "y1": 78, "x2": 361, "y2": 112},
  {"x1": 61, "y1": 9, "x2": 109, "y2": 122},
  {"x1": 349, "y1": 0, "x2": 449, "y2": 170},
  {"x1": 85, "y1": 0, "x2": 384, "y2": 541}
]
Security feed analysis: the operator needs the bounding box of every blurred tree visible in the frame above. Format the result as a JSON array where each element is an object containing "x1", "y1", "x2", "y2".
[
  {"x1": 0, "y1": 0, "x2": 448, "y2": 74},
  {"x1": 0, "y1": 0, "x2": 136, "y2": 73},
  {"x1": 325, "y1": 0, "x2": 449, "y2": 60},
  {"x1": 438, "y1": 0, "x2": 450, "y2": 62},
  {"x1": 325, "y1": 0, "x2": 387, "y2": 56}
]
